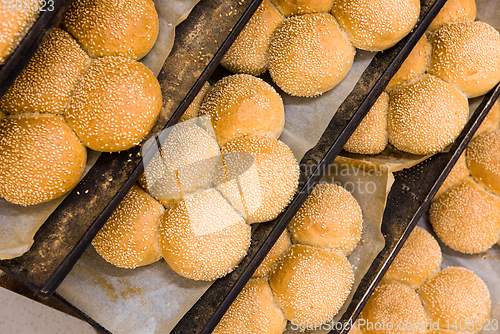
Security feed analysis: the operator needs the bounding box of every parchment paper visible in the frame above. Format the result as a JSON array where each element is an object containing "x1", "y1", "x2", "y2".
[{"x1": 0, "y1": 0, "x2": 202, "y2": 260}]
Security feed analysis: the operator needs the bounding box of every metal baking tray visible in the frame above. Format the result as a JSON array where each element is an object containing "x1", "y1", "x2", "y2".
[{"x1": 0, "y1": 0, "x2": 74, "y2": 99}]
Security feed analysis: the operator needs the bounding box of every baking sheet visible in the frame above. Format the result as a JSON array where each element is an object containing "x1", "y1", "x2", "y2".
[{"x1": 0, "y1": 0, "x2": 201, "y2": 260}]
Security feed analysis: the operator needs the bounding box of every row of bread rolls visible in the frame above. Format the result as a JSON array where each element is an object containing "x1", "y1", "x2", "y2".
[
  {"x1": 356, "y1": 226, "x2": 491, "y2": 334},
  {"x1": 0, "y1": 5, "x2": 39, "y2": 64},
  {"x1": 0, "y1": 0, "x2": 161, "y2": 206}
]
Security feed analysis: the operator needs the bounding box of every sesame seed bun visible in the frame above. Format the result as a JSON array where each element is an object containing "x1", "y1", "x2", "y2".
[
  {"x1": 0, "y1": 28, "x2": 90, "y2": 115},
  {"x1": 467, "y1": 129, "x2": 500, "y2": 195},
  {"x1": 61, "y1": 0, "x2": 159, "y2": 59},
  {"x1": 435, "y1": 152, "x2": 468, "y2": 198},
  {"x1": 348, "y1": 327, "x2": 363, "y2": 334},
  {"x1": 289, "y1": 183, "x2": 363, "y2": 256},
  {"x1": 65, "y1": 56, "x2": 162, "y2": 152},
  {"x1": 428, "y1": 0, "x2": 476, "y2": 31},
  {"x1": 418, "y1": 266, "x2": 491, "y2": 333},
  {"x1": 359, "y1": 281, "x2": 428, "y2": 334},
  {"x1": 158, "y1": 188, "x2": 251, "y2": 280},
  {"x1": 0, "y1": 113, "x2": 86, "y2": 206},
  {"x1": 344, "y1": 92, "x2": 389, "y2": 155},
  {"x1": 383, "y1": 226, "x2": 442, "y2": 289},
  {"x1": 213, "y1": 278, "x2": 286, "y2": 334},
  {"x1": 92, "y1": 185, "x2": 165, "y2": 269},
  {"x1": 388, "y1": 74, "x2": 469, "y2": 155},
  {"x1": 474, "y1": 99, "x2": 499, "y2": 138},
  {"x1": 180, "y1": 82, "x2": 211, "y2": 122},
  {"x1": 221, "y1": 135, "x2": 299, "y2": 224},
  {"x1": 430, "y1": 177, "x2": 500, "y2": 254},
  {"x1": 0, "y1": 7, "x2": 38, "y2": 65},
  {"x1": 270, "y1": 0, "x2": 335, "y2": 17},
  {"x1": 252, "y1": 229, "x2": 291, "y2": 278},
  {"x1": 386, "y1": 36, "x2": 431, "y2": 92},
  {"x1": 221, "y1": 0, "x2": 283, "y2": 76},
  {"x1": 269, "y1": 13, "x2": 355, "y2": 97},
  {"x1": 429, "y1": 21, "x2": 500, "y2": 98},
  {"x1": 199, "y1": 74, "x2": 284, "y2": 147},
  {"x1": 331, "y1": 0, "x2": 420, "y2": 51},
  {"x1": 269, "y1": 244, "x2": 354, "y2": 324}
]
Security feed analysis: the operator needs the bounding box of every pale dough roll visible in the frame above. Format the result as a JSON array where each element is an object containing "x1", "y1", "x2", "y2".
[
  {"x1": 221, "y1": 0, "x2": 283, "y2": 76},
  {"x1": 270, "y1": 0, "x2": 335, "y2": 17},
  {"x1": 467, "y1": 129, "x2": 500, "y2": 195},
  {"x1": 0, "y1": 6, "x2": 38, "y2": 64},
  {"x1": 344, "y1": 92, "x2": 389, "y2": 155},
  {"x1": 0, "y1": 28, "x2": 90, "y2": 114},
  {"x1": 180, "y1": 82, "x2": 211, "y2": 122},
  {"x1": 213, "y1": 278, "x2": 287, "y2": 334},
  {"x1": 0, "y1": 113, "x2": 86, "y2": 206},
  {"x1": 435, "y1": 152, "x2": 468, "y2": 198},
  {"x1": 92, "y1": 185, "x2": 165, "y2": 269},
  {"x1": 428, "y1": 0, "x2": 476, "y2": 31},
  {"x1": 252, "y1": 229, "x2": 290, "y2": 278}
]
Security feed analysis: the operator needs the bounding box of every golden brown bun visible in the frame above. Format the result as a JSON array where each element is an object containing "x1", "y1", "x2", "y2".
[
  {"x1": 221, "y1": 135, "x2": 299, "y2": 223},
  {"x1": 388, "y1": 74, "x2": 469, "y2": 155},
  {"x1": 383, "y1": 226, "x2": 442, "y2": 289},
  {"x1": 0, "y1": 7, "x2": 38, "y2": 65},
  {"x1": 435, "y1": 152, "x2": 468, "y2": 197},
  {"x1": 331, "y1": 0, "x2": 420, "y2": 51},
  {"x1": 199, "y1": 74, "x2": 284, "y2": 146},
  {"x1": 418, "y1": 266, "x2": 491, "y2": 334},
  {"x1": 269, "y1": 244, "x2": 354, "y2": 323},
  {"x1": 252, "y1": 230, "x2": 291, "y2": 278},
  {"x1": 0, "y1": 28, "x2": 90, "y2": 115},
  {"x1": 386, "y1": 36, "x2": 431, "y2": 92},
  {"x1": 359, "y1": 281, "x2": 428, "y2": 334},
  {"x1": 474, "y1": 99, "x2": 499, "y2": 138},
  {"x1": 65, "y1": 56, "x2": 162, "y2": 152},
  {"x1": 221, "y1": 0, "x2": 283, "y2": 75},
  {"x1": 429, "y1": 21, "x2": 500, "y2": 98},
  {"x1": 289, "y1": 183, "x2": 363, "y2": 256},
  {"x1": 344, "y1": 92, "x2": 389, "y2": 154},
  {"x1": 180, "y1": 82, "x2": 211, "y2": 122},
  {"x1": 428, "y1": 0, "x2": 476, "y2": 31},
  {"x1": 158, "y1": 188, "x2": 251, "y2": 281},
  {"x1": 270, "y1": 0, "x2": 335, "y2": 17},
  {"x1": 213, "y1": 278, "x2": 286, "y2": 334},
  {"x1": 0, "y1": 113, "x2": 86, "y2": 206},
  {"x1": 467, "y1": 129, "x2": 500, "y2": 195},
  {"x1": 430, "y1": 177, "x2": 500, "y2": 254},
  {"x1": 92, "y1": 185, "x2": 165, "y2": 268},
  {"x1": 348, "y1": 327, "x2": 363, "y2": 334},
  {"x1": 138, "y1": 173, "x2": 173, "y2": 208},
  {"x1": 62, "y1": 0, "x2": 159, "y2": 59},
  {"x1": 269, "y1": 13, "x2": 355, "y2": 97}
]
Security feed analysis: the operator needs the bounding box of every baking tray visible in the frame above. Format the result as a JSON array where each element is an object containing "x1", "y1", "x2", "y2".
[{"x1": 0, "y1": 0, "x2": 75, "y2": 99}]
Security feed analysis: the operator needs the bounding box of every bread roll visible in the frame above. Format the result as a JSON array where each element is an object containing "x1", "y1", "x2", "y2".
[
  {"x1": 253, "y1": 230, "x2": 290, "y2": 278},
  {"x1": 213, "y1": 278, "x2": 286, "y2": 334},
  {"x1": 62, "y1": 0, "x2": 159, "y2": 59},
  {"x1": 430, "y1": 177, "x2": 500, "y2": 254},
  {"x1": 383, "y1": 226, "x2": 442, "y2": 288},
  {"x1": 289, "y1": 183, "x2": 363, "y2": 256},
  {"x1": 348, "y1": 327, "x2": 363, "y2": 334},
  {"x1": 269, "y1": 244, "x2": 354, "y2": 323},
  {"x1": 435, "y1": 152, "x2": 468, "y2": 197},
  {"x1": 474, "y1": 99, "x2": 499, "y2": 138},
  {"x1": 331, "y1": 0, "x2": 420, "y2": 51},
  {"x1": 221, "y1": 135, "x2": 299, "y2": 223},
  {"x1": 92, "y1": 185, "x2": 165, "y2": 268},
  {"x1": 158, "y1": 188, "x2": 251, "y2": 280},
  {"x1": 0, "y1": 28, "x2": 90, "y2": 114},
  {"x1": 0, "y1": 6, "x2": 38, "y2": 65},
  {"x1": 386, "y1": 36, "x2": 431, "y2": 92},
  {"x1": 0, "y1": 113, "x2": 86, "y2": 206},
  {"x1": 418, "y1": 266, "x2": 491, "y2": 334},
  {"x1": 65, "y1": 56, "x2": 162, "y2": 152},
  {"x1": 221, "y1": 0, "x2": 283, "y2": 75},
  {"x1": 344, "y1": 92, "x2": 389, "y2": 155},
  {"x1": 269, "y1": 13, "x2": 355, "y2": 97},
  {"x1": 467, "y1": 129, "x2": 500, "y2": 195},
  {"x1": 199, "y1": 74, "x2": 284, "y2": 146},
  {"x1": 270, "y1": 0, "x2": 335, "y2": 17},
  {"x1": 359, "y1": 281, "x2": 428, "y2": 334},
  {"x1": 388, "y1": 74, "x2": 469, "y2": 155},
  {"x1": 180, "y1": 82, "x2": 211, "y2": 122},
  {"x1": 429, "y1": 21, "x2": 500, "y2": 98},
  {"x1": 428, "y1": 0, "x2": 476, "y2": 31}
]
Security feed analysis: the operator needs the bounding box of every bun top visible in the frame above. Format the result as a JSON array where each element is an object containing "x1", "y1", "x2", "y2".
[
  {"x1": 0, "y1": 7, "x2": 38, "y2": 64},
  {"x1": 467, "y1": 129, "x2": 500, "y2": 195},
  {"x1": 270, "y1": 0, "x2": 335, "y2": 16},
  {"x1": 428, "y1": 0, "x2": 476, "y2": 31}
]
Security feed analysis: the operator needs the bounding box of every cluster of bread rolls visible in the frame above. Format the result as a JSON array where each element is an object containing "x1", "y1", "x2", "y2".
[
  {"x1": 0, "y1": 5, "x2": 39, "y2": 64},
  {"x1": 213, "y1": 183, "x2": 364, "y2": 333},
  {"x1": 222, "y1": 0, "x2": 420, "y2": 97},
  {"x1": 345, "y1": 0, "x2": 500, "y2": 156},
  {"x1": 0, "y1": 0, "x2": 161, "y2": 206},
  {"x1": 356, "y1": 226, "x2": 491, "y2": 334}
]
